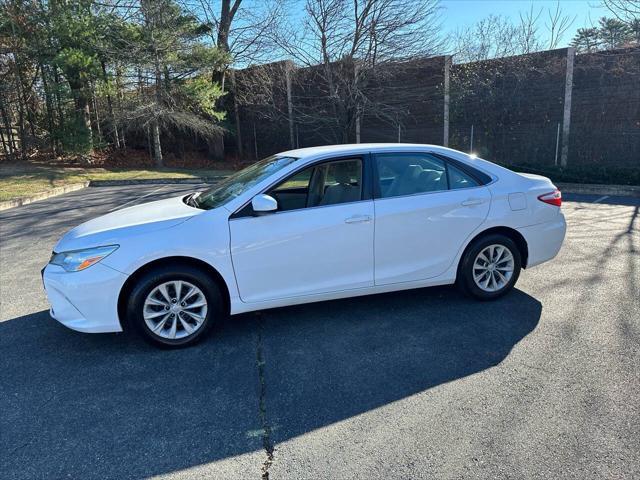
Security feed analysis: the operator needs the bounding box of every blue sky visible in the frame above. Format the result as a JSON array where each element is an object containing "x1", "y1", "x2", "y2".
[{"x1": 440, "y1": 0, "x2": 608, "y2": 45}]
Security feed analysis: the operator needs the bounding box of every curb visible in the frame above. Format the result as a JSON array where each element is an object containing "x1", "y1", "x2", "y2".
[
  {"x1": 0, "y1": 182, "x2": 90, "y2": 211},
  {"x1": 0, "y1": 177, "x2": 228, "y2": 211},
  {"x1": 88, "y1": 177, "x2": 226, "y2": 186},
  {"x1": 556, "y1": 182, "x2": 640, "y2": 198}
]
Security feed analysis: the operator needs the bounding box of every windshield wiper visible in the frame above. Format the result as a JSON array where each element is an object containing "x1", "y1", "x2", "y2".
[{"x1": 185, "y1": 192, "x2": 201, "y2": 208}]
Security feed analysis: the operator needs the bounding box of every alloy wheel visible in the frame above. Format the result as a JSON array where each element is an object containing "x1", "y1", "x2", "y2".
[
  {"x1": 472, "y1": 244, "x2": 515, "y2": 292},
  {"x1": 143, "y1": 280, "x2": 208, "y2": 340}
]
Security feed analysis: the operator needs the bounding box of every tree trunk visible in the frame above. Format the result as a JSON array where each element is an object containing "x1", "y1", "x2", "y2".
[
  {"x1": 0, "y1": 126, "x2": 10, "y2": 159},
  {"x1": 152, "y1": 120, "x2": 163, "y2": 167},
  {"x1": 0, "y1": 93, "x2": 17, "y2": 160},
  {"x1": 74, "y1": 92, "x2": 93, "y2": 151},
  {"x1": 101, "y1": 61, "x2": 120, "y2": 148},
  {"x1": 208, "y1": 134, "x2": 225, "y2": 161},
  {"x1": 150, "y1": 18, "x2": 164, "y2": 167},
  {"x1": 92, "y1": 88, "x2": 102, "y2": 140},
  {"x1": 116, "y1": 65, "x2": 126, "y2": 148},
  {"x1": 40, "y1": 65, "x2": 57, "y2": 156},
  {"x1": 16, "y1": 92, "x2": 26, "y2": 161},
  {"x1": 53, "y1": 67, "x2": 65, "y2": 137},
  {"x1": 212, "y1": 0, "x2": 241, "y2": 85},
  {"x1": 10, "y1": 21, "x2": 30, "y2": 158},
  {"x1": 0, "y1": 94, "x2": 14, "y2": 159}
]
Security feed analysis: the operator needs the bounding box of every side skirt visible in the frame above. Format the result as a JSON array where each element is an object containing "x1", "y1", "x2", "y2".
[{"x1": 229, "y1": 274, "x2": 457, "y2": 315}]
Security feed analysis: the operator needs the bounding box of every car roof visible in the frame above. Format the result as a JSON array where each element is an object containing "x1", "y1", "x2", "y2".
[
  {"x1": 279, "y1": 143, "x2": 456, "y2": 159},
  {"x1": 275, "y1": 143, "x2": 505, "y2": 185}
]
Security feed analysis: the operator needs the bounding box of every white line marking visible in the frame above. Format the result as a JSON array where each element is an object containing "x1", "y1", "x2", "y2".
[
  {"x1": 109, "y1": 185, "x2": 169, "y2": 212},
  {"x1": 593, "y1": 195, "x2": 609, "y2": 204}
]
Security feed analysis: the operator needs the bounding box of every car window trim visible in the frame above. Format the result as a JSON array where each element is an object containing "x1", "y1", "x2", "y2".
[{"x1": 230, "y1": 153, "x2": 373, "y2": 219}]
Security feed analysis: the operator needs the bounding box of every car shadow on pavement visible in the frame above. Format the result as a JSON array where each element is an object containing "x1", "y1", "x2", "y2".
[{"x1": 0, "y1": 287, "x2": 541, "y2": 479}]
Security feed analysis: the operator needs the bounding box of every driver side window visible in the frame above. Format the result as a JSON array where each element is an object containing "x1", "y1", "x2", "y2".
[
  {"x1": 268, "y1": 168, "x2": 313, "y2": 211},
  {"x1": 268, "y1": 158, "x2": 363, "y2": 212}
]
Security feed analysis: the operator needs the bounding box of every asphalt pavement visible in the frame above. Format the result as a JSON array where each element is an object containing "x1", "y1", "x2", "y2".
[{"x1": 0, "y1": 185, "x2": 638, "y2": 479}]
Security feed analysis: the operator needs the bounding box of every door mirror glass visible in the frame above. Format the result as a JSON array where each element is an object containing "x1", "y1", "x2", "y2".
[{"x1": 251, "y1": 194, "x2": 278, "y2": 214}]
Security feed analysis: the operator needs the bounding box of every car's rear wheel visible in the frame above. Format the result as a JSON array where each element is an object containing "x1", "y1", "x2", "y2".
[
  {"x1": 458, "y1": 234, "x2": 522, "y2": 300},
  {"x1": 127, "y1": 264, "x2": 223, "y2": 348}
]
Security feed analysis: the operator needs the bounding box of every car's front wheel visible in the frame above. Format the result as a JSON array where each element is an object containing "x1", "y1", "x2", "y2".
[
  {"x1": 126, "y1": 264, "x2": 223, "y2": 348},
  {"x1": 457, "y1": 234, "x2": 522, "y2": 300}
]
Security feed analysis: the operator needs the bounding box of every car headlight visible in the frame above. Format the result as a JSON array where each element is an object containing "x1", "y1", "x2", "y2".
[{"x1": 49, "y1": 245, "x2": 119, "y2": 272}]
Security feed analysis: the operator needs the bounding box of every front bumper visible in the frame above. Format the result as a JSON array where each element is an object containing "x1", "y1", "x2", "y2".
[{"x1": 42, "y1": 263, "x2": 128, "y2": 333}]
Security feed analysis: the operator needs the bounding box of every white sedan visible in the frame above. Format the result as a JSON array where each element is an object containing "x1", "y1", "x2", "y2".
[{"x1": 43, "y1": 144, "x2": 566, "y2": 347}]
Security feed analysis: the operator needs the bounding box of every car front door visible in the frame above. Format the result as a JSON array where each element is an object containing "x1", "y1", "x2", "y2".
[
  {"x1": 373, "y1": 152, "x2": 491, "y2": 285},
  {"x1": 229, "y1": 156, "x2": 375, "y2": 303}
]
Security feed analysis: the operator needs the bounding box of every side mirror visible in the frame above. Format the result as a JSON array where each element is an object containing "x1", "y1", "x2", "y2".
[{"x1": 251, "y1": 194, "x2": 278, "y2": 214}]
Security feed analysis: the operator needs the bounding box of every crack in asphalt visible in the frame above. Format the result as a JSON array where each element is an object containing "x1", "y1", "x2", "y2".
[
  {"x1": 255, "y1": 313, "x2": 275, "y2": 480},
  {"x1": 6, "y1": 392, "x2": 57, "y2": 456}
]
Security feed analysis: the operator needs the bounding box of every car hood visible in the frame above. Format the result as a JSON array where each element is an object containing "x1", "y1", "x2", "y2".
[{"x1": 54, "y1": 194, "x2": 202, "y2": 252}]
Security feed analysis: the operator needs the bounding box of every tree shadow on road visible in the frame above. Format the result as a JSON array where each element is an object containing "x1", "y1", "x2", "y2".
[{"x1": 0, "y1": 287, "x2": 541, "y2": 479}]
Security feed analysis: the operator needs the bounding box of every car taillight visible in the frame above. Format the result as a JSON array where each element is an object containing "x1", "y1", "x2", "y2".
[{"x1": 538, "y1": 189, "x2": 562, "y2": 207}]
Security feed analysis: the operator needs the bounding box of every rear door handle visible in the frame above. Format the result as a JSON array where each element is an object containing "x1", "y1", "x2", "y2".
[
  {"x1": 344, "y1": 215, "x2": 372, "y2": 224},
  {"x1": 461, "y1": 198, "x2": 485, "y2": 206}
]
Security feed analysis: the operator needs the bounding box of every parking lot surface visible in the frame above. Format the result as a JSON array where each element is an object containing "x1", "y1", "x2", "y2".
[{"x1": 1, "y1": 185, "x2": 638, "y2": 479}]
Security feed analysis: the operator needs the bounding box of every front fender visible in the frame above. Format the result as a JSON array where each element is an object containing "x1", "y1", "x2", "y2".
[{"x1": 101, "y1": 208, "x2": 239, "y2": 302}]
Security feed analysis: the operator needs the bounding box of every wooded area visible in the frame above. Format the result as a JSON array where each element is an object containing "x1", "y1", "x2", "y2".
[
  {"x1": 0, "y1": 0, "x2": 638, "y2": 169},
  {"x1": 0, "y1": 0, "x2": 278, "y2": 166}
]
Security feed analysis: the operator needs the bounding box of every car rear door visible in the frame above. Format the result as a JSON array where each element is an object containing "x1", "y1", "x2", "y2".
[
  {"x1": 373, "y1": 152, "x2": 491, "y2": 285},
  {"x1": 229, "y1": 155, "x2": 375, "y2": 303}
]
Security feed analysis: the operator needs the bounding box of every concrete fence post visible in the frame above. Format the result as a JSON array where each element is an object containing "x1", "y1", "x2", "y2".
[
  {"x1": 253, "y1": 122, "x2": 258, "y2": 160},
  {"x1": 285, "y1": 61, "x2": 295, "y2": 149},
  {"x1": 560, "y1": 47, "x2": 575, "y2": 168},
  {"x1": 443, "y1": 55, "x2": 451, "y2": 147},
  {"x1": 230, "y1": 70, "x2": 243, "y2": 158}
]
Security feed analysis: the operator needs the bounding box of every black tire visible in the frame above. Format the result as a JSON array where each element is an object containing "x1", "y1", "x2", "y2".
[
  {"x1": 457, "y1": 234, "x2": 522, "y2": 301},
  {"x1": 126, "y1": 264, "x2": 224, "y2": 348}
]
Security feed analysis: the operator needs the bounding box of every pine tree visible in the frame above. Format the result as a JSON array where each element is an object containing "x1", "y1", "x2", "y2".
[
  {"x1": 597, "y1": 17, "x2": 631, "y2": 49},
  {"x1": 571, "y1": 28, "x2": 600, "y2": 53}
]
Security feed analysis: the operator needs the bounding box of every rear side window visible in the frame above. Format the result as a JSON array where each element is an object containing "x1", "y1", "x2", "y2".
[
  {"x1": 375, "y1": 153, "x2": 448, "y2": 198},
  {"x1": 448, "y1": 164, "x2": 479, "y2": 190},
  {"x1": 375, "y1": 153, "x2": 484, "y2": 199}
]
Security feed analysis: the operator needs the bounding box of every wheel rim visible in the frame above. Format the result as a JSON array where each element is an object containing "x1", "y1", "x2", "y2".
[
  {"x1": 143, "y1": 280, "x2": 208, "y2": 340},
  {"x1": 472, "y1": 244, "x2": 515, "y2": 293}
]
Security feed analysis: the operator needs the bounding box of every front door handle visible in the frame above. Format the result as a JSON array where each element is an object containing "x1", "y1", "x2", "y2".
[
  {"x1": 461, "y1": 198, "x2": 485, "y2": 206},
  {"x1": 344, "y1": 215, "x2": 372, "y2": 224}
]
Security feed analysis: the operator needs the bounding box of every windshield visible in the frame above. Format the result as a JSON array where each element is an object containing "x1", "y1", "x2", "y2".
[{"x1": 194, "y1": 155, "x2": 298, "y2": 210}]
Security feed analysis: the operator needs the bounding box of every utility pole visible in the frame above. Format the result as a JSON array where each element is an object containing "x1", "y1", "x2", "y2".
[
  {"x1": 285, "y1": 61, "x2": 295, "y2": 149},
  {"x1": 443, "y1": 55, "x2": 451, "y2": 147},
  {"x1": 560, "y1": 47, "x2": 575, "y2": 168}
]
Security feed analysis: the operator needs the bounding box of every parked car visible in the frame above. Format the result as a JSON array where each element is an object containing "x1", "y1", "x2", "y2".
[{"x1": 43, "y1": 144, "x2": 566, "y2": 347}]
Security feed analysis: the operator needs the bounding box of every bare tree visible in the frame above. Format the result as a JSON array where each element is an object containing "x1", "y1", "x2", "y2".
[
  {"x1": 453, "y1": 15, "x2": 521, "y2": 62},
  {"x1": 546, "y1": 2, "x2": 575, "y2": 49},
  {"x1": 192, "y1": 1, "x2": 284, "y2": 80},
  {"x1": 183, "y1": 1, "x2": 284, "y2": 159},
  {"x1": 453, "y1": 2, "x2": 573, "y2": 63},
  {"x1": 274, "y1": 0, "x2": 443, "y2": 143},
  {"x1": 601, "y1": 0, "x2": 640, "y2": 23}
]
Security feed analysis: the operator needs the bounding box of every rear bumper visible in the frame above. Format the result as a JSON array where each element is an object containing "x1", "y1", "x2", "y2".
[
  {"x1": 42, "y1": 263, "x2": 127, "y2": 333},
  {"x1": 517, "y1": 214, "x2": 567, "y2": 268}
]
